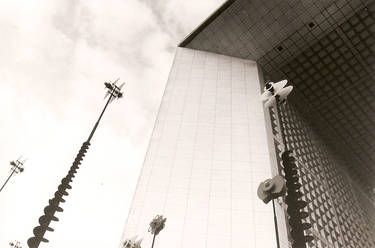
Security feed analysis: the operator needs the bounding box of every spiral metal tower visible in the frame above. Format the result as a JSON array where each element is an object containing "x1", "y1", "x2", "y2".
[
  {"x1": 276, "y1": 100, "x2": 313, "y2": 248},
  {"x1": 27, "y1": 80, "x2": 125, "y2": 248}
]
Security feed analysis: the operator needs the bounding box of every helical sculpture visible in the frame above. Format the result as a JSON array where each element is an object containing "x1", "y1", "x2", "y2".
[
  {"x1": 27, "y1": 79, "x2": 124, "y2": 248},
  {"x1": 281, "y1": 151, "x2": 313, "y2": 247},
  {"x1": 27, "y1": 142, "x2": 90, "y2": 247}
]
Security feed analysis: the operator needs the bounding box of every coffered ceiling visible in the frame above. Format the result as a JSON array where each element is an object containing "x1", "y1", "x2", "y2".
[{"x1": 180, "y1": 0, "x2": 375, "y2": 195}]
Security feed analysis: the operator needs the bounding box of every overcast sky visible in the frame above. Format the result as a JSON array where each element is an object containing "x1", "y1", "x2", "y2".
[{"x1": 0, "y1": 1, "x2": 224, "y2": 247}]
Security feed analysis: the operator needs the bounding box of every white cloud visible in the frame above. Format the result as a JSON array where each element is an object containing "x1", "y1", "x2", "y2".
[{"x1": 0, "y1": 0, "x2": 225, "y2": 247}]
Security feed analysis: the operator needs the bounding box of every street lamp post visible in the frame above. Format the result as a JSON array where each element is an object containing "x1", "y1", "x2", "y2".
[
  {"x1": 27, "y1": 79, "x2": 125, "y2": 248},
  {"x1": 0, "y1": 158, "x2": 26, "y2": 193},
  {"x1": 148, "y1": 215, "x2": 166, "y2": 248}
]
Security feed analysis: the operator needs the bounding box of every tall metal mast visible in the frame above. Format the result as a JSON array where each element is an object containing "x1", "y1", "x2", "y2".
[
  {"x1": 258, "y1": 80, "x2": 313, "y2": 247},
  {"x1": 27, "y1": 79, "x2": 125, "y2": 248},
  {"x1": 9, "y1": 240, "x2": 23, "y2": 248},
  {"x1": 0, "y1": 157, "x2": 26, "y2": 193}
]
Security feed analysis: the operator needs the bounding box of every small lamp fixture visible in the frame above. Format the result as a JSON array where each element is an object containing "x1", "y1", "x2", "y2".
[{"x1": 148, "y1": 215, "x2": 166, "y2": 248}]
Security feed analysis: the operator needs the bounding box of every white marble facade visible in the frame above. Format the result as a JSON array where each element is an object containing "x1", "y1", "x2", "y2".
[{"x1": 120, "y1": 47, "x2": 281, "y2": 248}]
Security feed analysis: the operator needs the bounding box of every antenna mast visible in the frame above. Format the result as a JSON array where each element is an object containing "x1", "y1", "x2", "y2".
[{"x1": 27, "y1": 79, "x2": 125, "y2": 248}]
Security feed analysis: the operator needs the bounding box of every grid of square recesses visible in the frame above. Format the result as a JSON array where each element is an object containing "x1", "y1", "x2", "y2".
[
  {"x1": 186, "y1": 0, "x2": 366, "y2": 61},
  {"x1": 276, "y1": 103, "x2": 375, "y2": 248},
  {"x1": 279, "y1": 104, "x2": 343, "y2": 248},
  {"x1": 258, "y1": 0, "x2": 373, "y2": 75},
  {"x1": 265, "y1": 3, "x2": 375, "y2": 192},
  {"x1": 321, "y1": 155, "x2": 375, "y2": 248},
  {"x1": 186, "y1": 0, "x2": 375, "y2": 194}
]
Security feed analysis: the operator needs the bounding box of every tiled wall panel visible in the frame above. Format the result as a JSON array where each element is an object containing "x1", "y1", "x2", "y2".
[
  {"x1": 268, "y1": 102, "x2": 375, "y2": 248},
  {"x1": 121, "y1": 48, "x2": 280, "y2": 248}
]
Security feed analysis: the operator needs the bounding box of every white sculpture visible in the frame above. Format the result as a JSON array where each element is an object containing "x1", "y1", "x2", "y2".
[
  {"x1": 122, "y1": 235, "x2": 143, "y2": 248},
  {"x1": 260, "y1": 79, "x2": 293, "y2": 107}
]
